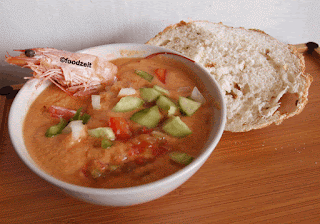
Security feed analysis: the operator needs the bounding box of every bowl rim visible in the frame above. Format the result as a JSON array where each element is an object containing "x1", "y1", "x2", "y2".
[{"x1": 8, "y1": 43, "x2": 226, "y2": 195}]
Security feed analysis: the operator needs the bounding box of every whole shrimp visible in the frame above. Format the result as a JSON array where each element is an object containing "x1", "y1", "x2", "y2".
[{"x1": 5, "y1": 48, "x2": 118, "y2": 96}]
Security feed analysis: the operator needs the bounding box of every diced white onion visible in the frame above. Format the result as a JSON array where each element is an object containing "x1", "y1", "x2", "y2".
[
  {"x1": 118, "y1": 88, "x2": 136, "y2": 96},
  {"x1": 190, "y1": 87, "x2": 206, "y2": 104},
  {"x1": 69, "y1": 120, "x2": 85, "y2": 141},
  {"x1": 91, "y1": 95, "x2": 101, "y2": 110}
]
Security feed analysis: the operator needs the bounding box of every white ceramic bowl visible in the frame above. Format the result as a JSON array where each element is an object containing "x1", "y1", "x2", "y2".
[{"x1": 8, "y1": 43, "x2": 226, "y2": 206}]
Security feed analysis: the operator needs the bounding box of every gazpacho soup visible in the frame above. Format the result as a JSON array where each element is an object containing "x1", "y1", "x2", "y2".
[{"x1": 24, "y1": 54, "x2": 215, "y2": 188}]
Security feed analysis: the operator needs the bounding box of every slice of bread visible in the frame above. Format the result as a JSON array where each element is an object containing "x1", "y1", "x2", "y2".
[{"x1": 146, "y1": 20, "x2": 313, "y2": 132}]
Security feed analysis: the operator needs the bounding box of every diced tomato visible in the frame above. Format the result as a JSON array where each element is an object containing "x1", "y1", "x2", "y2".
[
  {"x1": 82, "y1": 160, "x2": 106, "y2": 179},
  {"x1": 154, "y1": 68, "x2": 167, "y2": 84},
  {"x1": 152, "y1": 144, "x2": 170, "y2": 157},
  {"x1": 136, "y1": 127, "x2": 154, "y2": 135},
  {"x1": 134, "y1": 157, "x2": 147, "y2": 165},
  {"x1": 127, "y1": 147, "x2": 139, "y2": 157},
  {"x1": 80, "y1": 164, "x2": 89, "y2": 178},
  {"x1": 48, "y1": 105, "x2": 77, "y2": 121},
  {"x1": 127, "y1": 139, "x2": 157, "y2": 157},
  {"x1": 128, "y1": 140, "x2": 149, "y2": 156},
  {"x1": 109, "y1": 117, "x2": 132, "y2": 140}
]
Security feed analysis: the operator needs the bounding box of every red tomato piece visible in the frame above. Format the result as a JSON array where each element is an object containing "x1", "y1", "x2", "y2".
[
  {"x1": 134, "y1": 157, "x2": 146, "y2": 165},
  {"x1": 127, "y1": 147, "x2": 139, "y2": 157},
  {"x1": 154, "y1": 68, "x2": 167, "y2": 84},
  {"x1": 152, "y1": 144, "x2": 170, "y2": 157},
  {"x1": 137, "y1": 127, "x2": 154, "y2": 135},
  {"x1": 48, "y1": 105, "x2": 77, "y2": 121},
  {"x1": 127, "y1": 139, "x2": 156, "y2": 158},
  {"x1": 80, "y1": 164, "x2": 89, "y2": 178},
  {"x1": 109, "y1": 117, "x2": 132, "y2": 140},
  {"x1": 128, "y1": 140, "x2": 148, "y2": 156},
  {"x1": 82, "y1": 160, "x2": 107, "y2": 179}
]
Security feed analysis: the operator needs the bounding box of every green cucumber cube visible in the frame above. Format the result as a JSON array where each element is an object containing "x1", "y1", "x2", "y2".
[
  {"x1": 179, "y1": 96, "x2": 201, "y2": 116},
  {"x1": 162, "y1": 116, "x2": 192, "y2": 137},
  {"x1": 169, "y1": 151, "x2": 194, "y2": 165},
  {"x1": 101, "y1": 138, "x2": 113, "y2": 149},
  {"x1": 153, "y1": 85, "x2": 170, "y2": 95},
  {"x1": 140, "y1": 88, "x2": 161, "y2": 102},
  {"x1": 156, "y1": 95, "x2": 178, "y2": 115},
  {"x1": 130, "y1": 106, "x2": 161, "y2": 128},
  {"x1": 88, "y1": 127, "x2": 115, "y2": 140},
  {"x1": 112, "y1": 96, "x2": 144, "y2": 112},
  {"x1": 135, "y1": 70, "x2": 153, "y2": 82}
]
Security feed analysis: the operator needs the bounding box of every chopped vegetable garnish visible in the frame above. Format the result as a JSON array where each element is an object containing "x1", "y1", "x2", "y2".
[
  {"x1": 118, "y1": 88, "x2": 136, "y2": 96},
  {"x1": 135, "y1": 70, "x2": 153, "y2": 82},
  {"x1": 112, "y1": 96, "x2": 144, "y2": 112},
  {"x1": 88, "y1": 127, "x2": 115, "y2": 140},
  {"x1": 70, "y1": 107, "x2": 91, "y2": 124},
  {"x1": 81, "y1": 113, "x2": 91, "y2": 124},
  {"x1": 69, "y1": 120, "x2": 86, "y2": 141},
  {"x1": 45, "y1": 118, "x2": 68, "y2": 137},
  {"x1": 109, "y1": 117, "x2": 132, "y2": 140},
  {"x1": 101, "y1": 138, "x2": 113, "y2": 149},
  {"x1": 178, "y1": 96, "x2": 201, "y2": 116},
  {"x1": 71, "y1": 108, "x2": 82, "y2": 121},
  {"x1": 154, "y1": 68, "x2": 167, "y2": 84},
  {"x1": 156, "y1": 95, "x2": 178, "y2": 115},
  {"x1": 85, "y1": 160, "x2": 106, "y2": 179},
  {"x1": 61, "y1": 123, "x2": 72, "y2": 134},
  {"x1": 190, "y1": 87, "x2": 206, "y2": 104},
  {"x1": 91, "y1": 95, "x2": 101, "y2": 110},
  {"x1": 162, "y1": 116, "x2": 192, "y2": 137},
  {"x1": 140, "y1": 88, "x2": 161, "y2": 102},
  {"x1": 169, "y1": 151, "x2": 194, "y2": 165},
  {"x1": 90, "y1": 169, "x2": 103, "y2": 179},
  {"x1": 128, "y1": 140, "x2": 152, "y2": 156},
  {"x1": 153, "y1": 85, "x2": 170, "y2": 95},
  {"x1": 152, "y1": 144, "x2": 169, "y2": 157},
  {"x1": 137, "y1": 126, "x2": 154, "y2": 135},
  {"x1": 130, "y1": 105, "x2": 161, "y2": 128},
  {"x1": 109, "y1": 165, "x2": 120, "y2": 171}
]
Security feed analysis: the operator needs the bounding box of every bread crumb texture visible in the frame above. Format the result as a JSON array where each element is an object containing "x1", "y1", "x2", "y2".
[{"x1": 146, "y1": 20, "x2": 312, "y2": 132}]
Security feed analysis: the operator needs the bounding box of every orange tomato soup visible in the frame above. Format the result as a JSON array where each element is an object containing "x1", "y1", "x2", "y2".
[{"x1": 24, "y1": 55, "x2": 215, "y2": 188}]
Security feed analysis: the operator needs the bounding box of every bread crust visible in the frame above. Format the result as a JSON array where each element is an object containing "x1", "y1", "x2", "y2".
[{"x1": 146, "y1": 20, "x2": 313, "y2": 132}]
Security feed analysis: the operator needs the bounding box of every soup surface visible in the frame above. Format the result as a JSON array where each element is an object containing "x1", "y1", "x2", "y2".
[{"x1": 24, "y1": 55, "x2": 215, "y2": 188}]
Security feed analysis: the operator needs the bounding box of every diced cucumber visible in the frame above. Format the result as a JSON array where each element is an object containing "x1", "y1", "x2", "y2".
[
  {"x1": 169, "y1": 151, "x2": 194, "y2": 165},
  {"x1": 156, "y1": 95, "x2": 178, "y2": 115},
  {"x1": 88, "y1": 127, "x2": 115, "y2": 140},
  {"x1": 140, "y1": 88, "x2": 161, "y2": 102},
  {"x1": 153, "y1": 85, "x2": 170, "y2": 95},
  {"x1": 179, "y1": 96, "x2": 202, "y2": 116},
  {"x1": 135, "y1": 70, "x2": 153, "y2": 82},
  {"x1": 130, "y1": 105, "x2": 161, "y2": 128},
  {"x1": 162, "y1": 116, "x2": 192, "y2": 137},
  {"x1": 112, "y1": 96, "x2": 144, "y2": 112},
  {"x1": 168, "y1": 106, "x2": 177, "y2": 116},
  {"x1": 101, "y1": 138, "x2": 113, "y2": 149},
  {"x1": 109, "y1": 165, "x2": 120, "y2": 171},
  {"x1": 90, "y1": 169, "x2": 103, "y2": 179}
]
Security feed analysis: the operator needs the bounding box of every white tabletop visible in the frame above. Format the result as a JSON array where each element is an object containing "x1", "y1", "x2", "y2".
[{"x1": 1, "y1": 0, "x2": 319, "y2": 87}]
